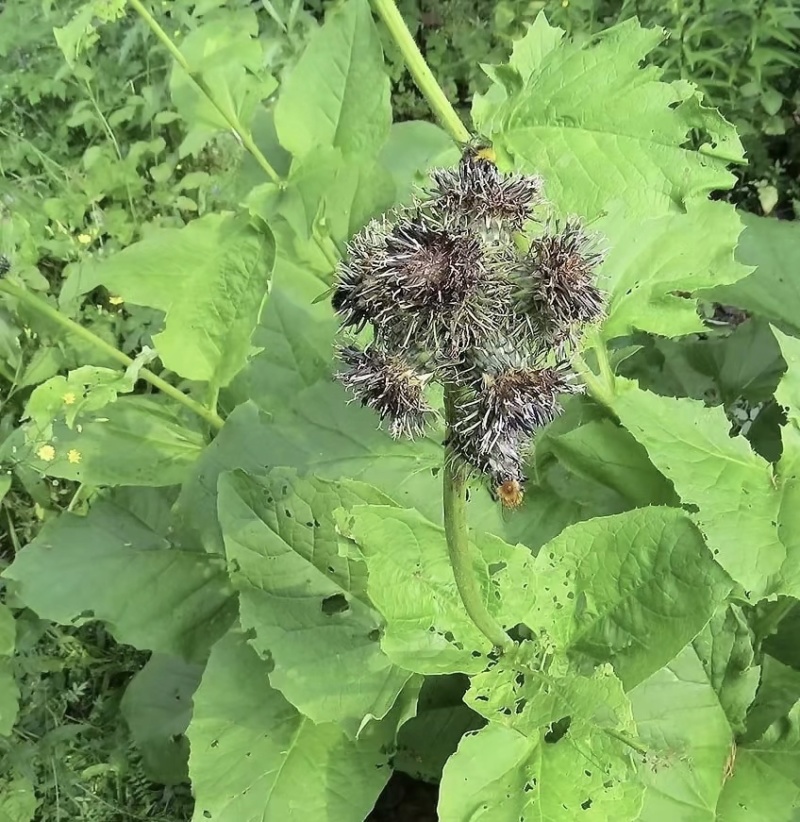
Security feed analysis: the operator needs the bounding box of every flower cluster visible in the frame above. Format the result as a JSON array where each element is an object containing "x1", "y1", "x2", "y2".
[{"x1": 331, "y1": 144, "x2": 606, "y2": 506}]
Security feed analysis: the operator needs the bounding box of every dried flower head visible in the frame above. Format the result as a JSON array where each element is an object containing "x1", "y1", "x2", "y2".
[
  {"x1": 373, "y1": 213, "x2": 510, "y2": 360},
  {"x1": 336, "y1": 344, "x2": 434, "y2": 439},
  {"x1": 331, "y1": 143, "x2": 608, "y2": 504},
  {"x1": 430, "y1": 149, "x2": 542, "y2": 231},
  {"x1": 332, "y1": 219, "x2": 389, "y2": 332},
  {"x1": 515, "y1": 219, "x2": 606, "y2": 342}
]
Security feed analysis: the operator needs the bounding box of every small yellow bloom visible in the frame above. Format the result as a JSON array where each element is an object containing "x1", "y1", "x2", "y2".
[
  {"x1": 67, "y1": 449, "x2": 82, "y2": 465},
  {"x1": 36, "y1": 444, "x2": 56, "y2": 462},
  {"x1": 63, "y1": 391, "x2": 77, "y2": 405},
  {"x1": 109, "y1": 296, "x2": 124, "y2": 306},
  {"x1": 77, "y1": 233, "x2": 92, "y2": 245}
]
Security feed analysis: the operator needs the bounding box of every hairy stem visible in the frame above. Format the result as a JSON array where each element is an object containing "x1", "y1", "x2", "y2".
[
  {"x1": 127, "y1": 0, "x2": 283, "y2": 187},
  {"x1": 0, "y1": 280, "x2": 224, "y2": 431},
  {"x1": 371, "y1": 0, "x2": 471, "y2": 144},
  {"x1": 443, "y1": 389, "x2": 514, "y2": 652}
]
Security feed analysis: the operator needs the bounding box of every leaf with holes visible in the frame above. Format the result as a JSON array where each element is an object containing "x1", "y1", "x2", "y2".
[
  {"x1": 121, "y1": 654, "x2": 203, "y2": 784},
  {"x1": 628, "y1": 643, "x2": 734, "y2": 821},
  {"x1": 608, "y1": 377, "x2": 800, "y2": 599},
  {"x1": 526, "y1": 506, "x2": 731, "y2": 688},
  {"x1": 439, "y1": 649, "x2": 644, "y2": 821},
  {"x1": 716, "y1": 701, "x2": 800, "y2": 820},
  {"x1": 337, "y1": 505, "x2": 536, "y2": 675},
  {"x1": 217, "y1": 468, "x2": 412, "y2": 733}
]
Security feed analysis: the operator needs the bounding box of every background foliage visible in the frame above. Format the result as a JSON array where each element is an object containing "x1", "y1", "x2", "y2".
[{"x1": 1, "y1": 0, "x2": 799, "y2": 820}]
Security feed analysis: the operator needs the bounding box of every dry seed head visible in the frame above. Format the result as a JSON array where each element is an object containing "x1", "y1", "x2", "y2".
[
  {"x1": 515, "y1": 218, "x2": 606, "y2": 343},
  {"x1": 336, "y1": 344, "x2": 434, "y2": 439},
  {"x1": 332, "y1": 144, "x2": 608, "y2": 504},
  {"x1": 430, "y1": 150, "x2": 543, "y2": 232},
  {"x1": 370, "y1": 213, "x2": 509, "y2": 361},
  {"x1": 332, "y1": 218, "x2": 390, "y2": 332}
]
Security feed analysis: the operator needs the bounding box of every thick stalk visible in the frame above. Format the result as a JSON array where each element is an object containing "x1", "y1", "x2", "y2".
[
  {"x1": 371, "y1": 0, "x2": 471, "y2": 144},
  {"x1": 127, "y1": 0, "x2": 283, "y2": 187},
  {"x1": 443, "y1": 389, "x2": 514, "y2": 652},
  {"x1": 0, "y1": 280, "x2": 224, "y2": 431}
]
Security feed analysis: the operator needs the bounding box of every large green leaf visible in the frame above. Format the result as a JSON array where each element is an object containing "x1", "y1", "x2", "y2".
[
  {"x1": 628, "y1": 644, "x2": 733, "y2": 821},
  {"x1": 80, "y1": 213, "x2": 274, "y2": 389},
  {"x1": 169, "y1": 9, "x2": 277, "y2": 156},
  {"x1": 692, "y1": 606, "x2": 760, "y2": 737},
  {"x1": 599, "y1": 202, "x2": 750, "y2": 340},
  {"x1": 173, "y1": 402, "x2": 275, "y2": 554},
  {"x1": 609, "y1": 378, "x2": 794, "y2": 599},
  {"x1": 714, "y1": 214, "x2": 800, "y2": 338},
  {"x1": 618, "y1": 319, "x2": 784, "y2": 410},
  {"x1": 187, "y1": 630, "x2": 390, "y2": 822},
  {"x1": 474, "y1": 15, "x2": 742, "y2": 220},
  {"x1": 217, "y1": 469, "x2": 412, "y2": 733},
  {"x1": 473, "y1": 15, "x2": 748, "y2": 342},
  {"x1": 716, "y1": 702, "x2": 800, "y2": 820},
  {"x1": 527, "y1": 507, "x2": 731, "y2": 688},
  {"x1": 226, "y1": 248, "x2": 336, "y2": 413},
  {"x1": 275, "y1": 0, "x2": 391, "y2": 160},
  {"x1": 338, "y1": 505, "x2": 536, "y2": 675},
  {"x1": 774, "y1": 329, "x2": 800, "y2": 425},
  {"x1": 439, "y1": 653, "x2": 644, "y2": 821},
  {"x1": 0, "y1": 603, "x2": 18, "y2": 737},
  {"x1": 21, "y1": 396, "x2": 205, "y2": 487},
  {"x1": 542, "y1": 417, "x2": 678, "y2": 509},
  {"x1": 120, "y1": 654, "x2": 203, "y2": 785},
  {"x1": 3, "y1": 500, "x2": 235, "y2": 661},
  {"x1": 743, "y1": 654, "x2": 800, "y2": 744}
]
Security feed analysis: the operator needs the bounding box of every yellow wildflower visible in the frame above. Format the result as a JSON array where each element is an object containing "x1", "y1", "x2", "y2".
[
  {"x1": 36, "y1": 444, "x2": 56, "y2": 462},
  {"x1": 77, "y1": 233, "x2": 92, "y2": 245},
  {"x1": 109, "y1": 296, "x2": 124, "y2": 306},
  {"x1": 63, "y1": 391, "x2": 77, "y2": 405},
  {"x1": 67, "y1": 449, "x2": 82, "y2": 465}
]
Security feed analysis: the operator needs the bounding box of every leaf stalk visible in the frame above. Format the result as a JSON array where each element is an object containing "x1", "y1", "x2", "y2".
[
  {"x1": 0, "y1": 279, "x2": 224, "y2": 431},
  {"x1": 370, "y1": 0, "x2": 471, "y2": 144},
  {"x1": 127, "y1": 0, "x2": 283, "y2": 187}
]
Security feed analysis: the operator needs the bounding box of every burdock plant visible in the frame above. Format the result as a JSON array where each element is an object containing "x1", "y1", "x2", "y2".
[{"x1": 331, "y1": 144, "x2": 606, "y2": 653}]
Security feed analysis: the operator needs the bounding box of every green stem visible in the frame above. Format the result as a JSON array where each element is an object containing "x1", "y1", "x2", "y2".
[
  {"x1": 127, "y1": 0, "x2": 283, "y2": 187},
  {"x1": 371, "y1": 0, "x2": 470, "y2": 144},
  {"x1": 0, "y1": 280, "x2": 224, "y2": 431},
  {"x1": 443, "y1": 389, "x2": 514, "y2": 652},
  {"x1": 572, "y1": 353, "x2": 614, "y2": 408},
  {"x1": 573, "y1": 330, "x2": 616, "y2": 408}
]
